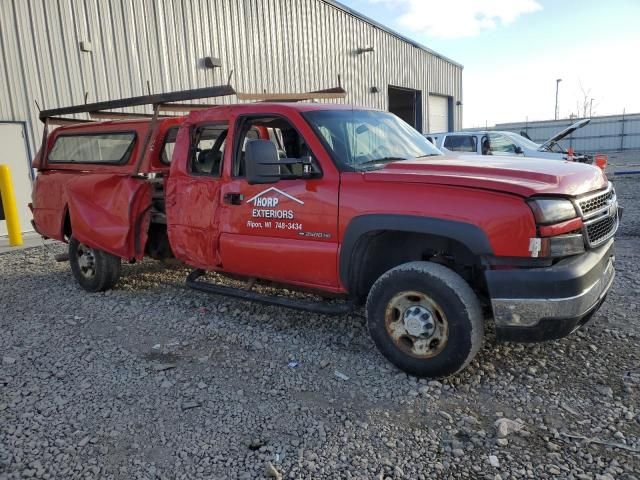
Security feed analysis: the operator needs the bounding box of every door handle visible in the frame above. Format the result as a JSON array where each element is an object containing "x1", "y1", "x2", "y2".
[{"x1": 223, "y1": 192, "x2": 243, "y2": 205}]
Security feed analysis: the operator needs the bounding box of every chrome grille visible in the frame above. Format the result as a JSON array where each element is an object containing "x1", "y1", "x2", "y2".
[
  {"x1": 577, "y1": 183, "x2": 619, "y2": 248},
  {"x1": 579, "y1": 189, "x2": 613, "y2": 217},
  {"x1": 585, "y1": 215, "x2": 617, "y2": 247}
]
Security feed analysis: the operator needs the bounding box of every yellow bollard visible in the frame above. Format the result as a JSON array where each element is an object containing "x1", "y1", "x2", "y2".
[{"x1": 0, "y1": 164, "x2": 23, "y2": 246}]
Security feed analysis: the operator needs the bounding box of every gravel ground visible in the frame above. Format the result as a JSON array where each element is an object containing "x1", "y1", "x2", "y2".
[{"x1": 1, "y1": 179, "x2": 639, "y2": 480}]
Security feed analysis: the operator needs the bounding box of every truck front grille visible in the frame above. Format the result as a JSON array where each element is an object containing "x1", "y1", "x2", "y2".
[
  {"x1": 579, "y1": 189, "x2": 614, "y2": 217},
  {"x1": 576, "y1": 182, "x2": 618, "y2": 248},
  {"x1": 585, "y1": 214, "x2": 617, "y2": 247}
]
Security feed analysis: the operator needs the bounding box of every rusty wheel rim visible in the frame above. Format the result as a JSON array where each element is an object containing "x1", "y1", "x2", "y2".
[
  {"x1": 384, "y1": 290, "x2": 448, "y2": 359},
  {"x1": 76, "y1": 243, "x2": 96, "y2": 279}
]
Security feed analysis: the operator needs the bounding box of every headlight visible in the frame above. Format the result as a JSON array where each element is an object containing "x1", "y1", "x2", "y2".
[
  {"x1": 528, "y1": 234, "x2": 585, "y2": 258},
  {"x1": 527, "y1": 198, "x2": 577, "y2": 224}
]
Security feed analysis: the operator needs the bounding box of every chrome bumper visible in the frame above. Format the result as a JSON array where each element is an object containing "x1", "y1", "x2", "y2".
[
  {"x1": 491, "y1": 258, "x2": 615, "y2": 328},
  {"x1": 485, "y1": 239, "x2": 615, "y2": 342}
]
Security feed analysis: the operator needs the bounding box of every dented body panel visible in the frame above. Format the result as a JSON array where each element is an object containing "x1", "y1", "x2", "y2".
[
  {"x1": 32, "y1": 117, "x2": 179, "y2": 258},
  {"x1": 65, "y1": 175, "x2": 152, "y2": 259},
  {"x1": 32, "y1": 171, "x2": 151, "y2": 259}
]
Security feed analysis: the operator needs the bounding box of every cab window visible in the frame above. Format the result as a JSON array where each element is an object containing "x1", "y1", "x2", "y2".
[
  {"x1": 234, "y1": 116, "x2": 320, "y2": 178},
  {"x1": 190, "y1": 125, "x2": 228, "y2": 176}
]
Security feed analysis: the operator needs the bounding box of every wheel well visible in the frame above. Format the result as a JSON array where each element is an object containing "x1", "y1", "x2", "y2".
[{"x1": 348, "y1": 230, "x2": 484, "y2": 303}]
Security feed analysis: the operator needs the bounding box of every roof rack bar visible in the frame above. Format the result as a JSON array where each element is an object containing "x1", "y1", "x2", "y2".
[
  {"x1": 89, "y1": 111, "x2": 176, "y2": 120},
  {"x1": 39, "y1": 84, "x2": 235, "y2": 121}
]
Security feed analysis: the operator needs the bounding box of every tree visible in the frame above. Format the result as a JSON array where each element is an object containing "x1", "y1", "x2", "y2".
[{"x1": 576, "y1": 81, "x2": 595, "y2": 118}]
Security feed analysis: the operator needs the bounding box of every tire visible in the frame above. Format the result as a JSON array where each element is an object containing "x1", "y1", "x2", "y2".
[
  {"x1": 69, "y1": 237, "x2": 121, "y2": 292},
  {"x1": 366, "y1": 261, "x2": 483, "y2": 378}
]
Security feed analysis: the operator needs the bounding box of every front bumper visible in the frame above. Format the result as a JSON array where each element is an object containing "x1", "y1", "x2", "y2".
[{"x1": 485, "y1": 239, "x2": 615, "y2": 342}]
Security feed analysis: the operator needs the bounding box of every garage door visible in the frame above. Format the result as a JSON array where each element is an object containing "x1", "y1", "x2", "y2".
[
  {"x1": 0, "y1": 123, "x2": 33, "y2": 237},
  {"x1": 428, "y1": 95, "x2": 449, "y2": 133}
]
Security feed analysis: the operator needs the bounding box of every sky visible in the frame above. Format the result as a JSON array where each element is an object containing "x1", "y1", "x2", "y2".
[{"x1": 340, "y1": 0, "x2": 640, "y2": 128}]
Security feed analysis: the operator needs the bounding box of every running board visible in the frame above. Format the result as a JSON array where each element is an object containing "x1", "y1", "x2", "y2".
[{"x1": 186, "y1": 269, "x2": 355, "y2": 316}]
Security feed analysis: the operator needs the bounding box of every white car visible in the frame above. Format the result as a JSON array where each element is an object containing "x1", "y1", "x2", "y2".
[{"x1": 426, "y1": 119, "x2": 592, "y2": 164}]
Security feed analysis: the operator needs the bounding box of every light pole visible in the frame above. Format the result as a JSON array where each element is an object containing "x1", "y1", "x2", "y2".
[{"x1": 554, "y1": 78, "x2": 562, "y2": 120}]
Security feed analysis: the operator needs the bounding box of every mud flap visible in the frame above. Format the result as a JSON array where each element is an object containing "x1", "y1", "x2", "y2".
[{"x1": 66, "y1": 174, "x2": 152, "y2": 260}]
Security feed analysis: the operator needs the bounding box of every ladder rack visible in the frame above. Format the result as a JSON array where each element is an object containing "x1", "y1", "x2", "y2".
[{"x1": 39, "y1": 84, "x2": 347, "y2": 123}]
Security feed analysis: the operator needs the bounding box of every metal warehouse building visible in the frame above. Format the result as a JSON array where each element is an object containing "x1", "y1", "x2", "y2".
[{"x1": 0, "y1": 0, "x2": 463, "y2": 236}]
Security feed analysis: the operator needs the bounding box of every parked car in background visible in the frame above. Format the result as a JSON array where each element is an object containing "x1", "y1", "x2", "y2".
[{"x1": 426, "y1": 118, "x2": 594, "y2": 164}]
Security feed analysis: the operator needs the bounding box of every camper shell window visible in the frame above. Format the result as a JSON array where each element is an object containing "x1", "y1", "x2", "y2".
[{"x1": 49, "y1": 132, "x2": 136, "y2": 164}]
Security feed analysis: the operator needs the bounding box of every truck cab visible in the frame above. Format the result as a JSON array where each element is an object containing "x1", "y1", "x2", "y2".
[{"x1": 32, "y1": 89, "x2": 620, "y2": 378}]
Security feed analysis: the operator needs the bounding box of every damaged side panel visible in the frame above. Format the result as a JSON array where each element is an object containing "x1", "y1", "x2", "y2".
[
  {"x1": 165, "y1": 177, "x2": 221, "y2": 269},
  {"x1": 66, "y1": 174, "x2": 152, "y2": 260},
  {"x1": 32, "y1": 172, "x2": 72, "y2": 241}
]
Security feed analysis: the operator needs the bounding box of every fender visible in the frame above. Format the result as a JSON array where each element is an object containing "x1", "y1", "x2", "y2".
[{"x1": 339, "y1": 214, "x2": 494, "y2": 289}]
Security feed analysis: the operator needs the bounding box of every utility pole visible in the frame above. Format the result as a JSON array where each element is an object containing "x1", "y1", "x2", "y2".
[
  {"x1": 589, "y1": 98, "x2": 594, "y2": 118},
  {"x1": 554, "y1": 78, "x2": 562, "y2": 120}
]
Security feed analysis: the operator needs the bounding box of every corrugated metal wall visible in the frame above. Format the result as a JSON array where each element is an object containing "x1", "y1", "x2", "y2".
[
  {"x1": 0, "y1": 0, "x2": 463, "y2": 158},
  {"x1": 494, "y1": 113, "x2": 640, "y2": 153}
]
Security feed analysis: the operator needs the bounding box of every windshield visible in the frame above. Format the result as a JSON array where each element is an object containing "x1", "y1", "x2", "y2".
[
  {"x1": 503, "y1": 132, "x2": 541, "y2": 151},
  {"x1": 303, "y1": 109, "x2": 442, "y2": 170}
]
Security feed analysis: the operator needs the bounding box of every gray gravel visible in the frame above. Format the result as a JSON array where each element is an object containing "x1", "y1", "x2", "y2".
[
  {"x1": 614, "y1": 176, "x2": 640, "y2": 238},
  {"x1": 1, "y1": 178, "x2": 639, "y2": 479}
]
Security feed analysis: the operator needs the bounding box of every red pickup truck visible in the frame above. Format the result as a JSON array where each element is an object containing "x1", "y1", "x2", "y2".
[{"x1": 31, "y1": 87, "x2": 619, "y2": 377}]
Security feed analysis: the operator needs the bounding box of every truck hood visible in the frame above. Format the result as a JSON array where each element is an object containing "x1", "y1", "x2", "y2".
[
  {"x1": 363, "y1": 156, "x2": 607, "y2": 197},
  {"x1": 538, "y1": 118, "x2": 590, "y2": 151}
]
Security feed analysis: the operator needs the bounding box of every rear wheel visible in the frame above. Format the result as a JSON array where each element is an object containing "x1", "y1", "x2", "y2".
[
  {"x1": 366, "y1": 261, "x2": 483, "y2": 378},
  {"x1": 69, "y1": 237, "x2": 121, "y2": 292}
]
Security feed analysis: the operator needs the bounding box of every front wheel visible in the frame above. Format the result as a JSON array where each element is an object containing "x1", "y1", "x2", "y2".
[
  {"x1": 366, "y1": 261, "x2": 483, "y2": 378},
  {"x1": 69, "y1": 237, "x2": 121, "y2": 292}
]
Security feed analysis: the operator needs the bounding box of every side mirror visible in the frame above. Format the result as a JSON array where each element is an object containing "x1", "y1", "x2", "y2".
[
  {"x1": 514, "y1": 146, "x2": 524, "y2": 155},
  {"x1": 245, "y1": 140, "x2": 281, "y2": 185}
]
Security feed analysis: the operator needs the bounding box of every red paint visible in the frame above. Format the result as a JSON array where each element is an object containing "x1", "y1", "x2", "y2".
[
  {"x1": 219, "y1": 234, "x2": 340, "y2": 290},
  {"x1": 66, "y1": 174, "x2": 151, "y2": 259},
  {"x1": 32, "y1": 103, "x2": 609, "y2": 294},
  {"x1": 338, "y1": 174, "x2": 538, "y2": 258},
  {"x1": 539, "y1": 217, "x2": 583, "y2": 237},
  {"x1": 32, "y1": 171, "x2": 72, "y2": 240},
  {"x1": 165, "y1": 110, "x2": 227, "y2": 269},
  {"x1": 367, "y1": 157, "x2": 607, "y2": 197}
]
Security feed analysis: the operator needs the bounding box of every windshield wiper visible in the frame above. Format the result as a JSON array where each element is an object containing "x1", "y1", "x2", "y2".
[
  {"x1": 415, "y1": 153, "x2": 442, "y2": 159},
  {"x1": 356, "y1": 157, "x2": 407, "y2": 169}
]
